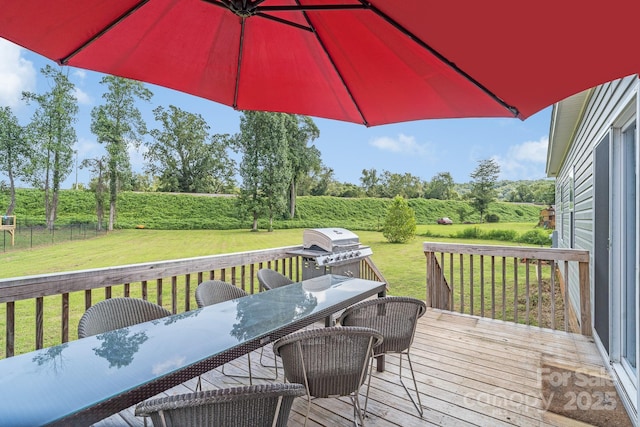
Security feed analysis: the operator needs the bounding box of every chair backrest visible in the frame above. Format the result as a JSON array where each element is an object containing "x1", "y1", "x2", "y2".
[
  {"x1": 195, "y1": 280, "x2": 248, "y2": 308},
  {"x1": 338, "y1": 296, "x2": 426, "y2": 355},
  {"x1": 135, "y1": 383, "x2": 305, "y2": 427},
  {"x1": 257, "y1": 268, "x2": 294, "y2": 291},
  {"x1": 273, "y1": 326, "x2": 382, "y2": 398},
  {"x1": 78, "y1": 297, "x2": 171, "y2": 338}
]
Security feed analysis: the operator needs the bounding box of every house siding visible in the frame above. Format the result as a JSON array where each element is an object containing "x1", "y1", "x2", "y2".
[{"x1": 555, "y1": 76, "x2": 638, "y2": 327}]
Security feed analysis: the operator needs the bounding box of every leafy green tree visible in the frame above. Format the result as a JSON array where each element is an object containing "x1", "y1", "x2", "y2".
[
  {"x1": 531, "y1": 180, "x2": 555, "y2": 205},
  {"x1": 331, "y1": 182, "x2": 365, "y2": 198},
  {"x1": 383, "y1": 195, "x2": 416, "y2": 243},
  {"x1": 379, "y1": 171, "x2": 424, "y2": 199},
  {"x1": 507, "y1": 182, "x2": 534, "y2": 202},
  {"x1": 81, "y1": 156, "x2": 107, "y2": 230},
  {"x1": 22, "y1": 65, "x2": 78, "y2": 229},
  {"x1": 145, "y1": 105, "x2": 235, "y2": 193},
  {"x1": 360, "y1": 168, "x2": 381, "y2": 197},
  {"x1": 235, "y1": 111, "x2": 291, "y2": 231},
  {"x1": 0, "y1": 106, "x2": 28, "y2": 215},
  {"x1": 284, "y1": 115, "x2": 320, "y2": 218},
  {"x1": 425, "y1": 172, "x2": 456, "y2": 200},
  {"x1": 307, "y1": 166, "x2": 335, "y2": 196},
  {"x1": 91, "y1": 76, "x2": 152, "y2": 230},
  {"x1": 469, "y1": 158, "x2": 500, "y2": 222}
]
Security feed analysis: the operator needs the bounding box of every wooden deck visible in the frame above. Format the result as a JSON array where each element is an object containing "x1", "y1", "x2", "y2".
[{"x1": 95, "y1": 308, "x2": 627, "y2": 427}]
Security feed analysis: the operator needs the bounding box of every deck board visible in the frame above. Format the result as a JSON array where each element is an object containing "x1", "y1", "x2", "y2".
[{"x1": 93, "y1": 308, "x2": 621, "y2": 427}]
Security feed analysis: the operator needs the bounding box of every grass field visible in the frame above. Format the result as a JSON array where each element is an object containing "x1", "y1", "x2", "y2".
[
  {"x1": 1, "y1": 223, "x2": 549, "y2": 356},
  {"x1": 1, "y1": 223, "x2": 543, "y2": 296}
]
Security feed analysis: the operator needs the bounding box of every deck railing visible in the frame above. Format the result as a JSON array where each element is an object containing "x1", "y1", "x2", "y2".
[
  {"x1": 0, "y1": 246, "x2": 385, "y2": 358},
  {"x1": 424, "y1": 242, "x2": 591, "y2": 335}
]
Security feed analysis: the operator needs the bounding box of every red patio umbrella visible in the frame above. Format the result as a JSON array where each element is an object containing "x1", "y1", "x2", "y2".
[{"x1": 1, "y1": 0, "x2": 639, "y2": 126}]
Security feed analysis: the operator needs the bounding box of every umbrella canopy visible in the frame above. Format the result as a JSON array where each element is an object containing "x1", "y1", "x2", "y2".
[{"x1": 1, "y1": 0, "x2": 638, "y2": 126}]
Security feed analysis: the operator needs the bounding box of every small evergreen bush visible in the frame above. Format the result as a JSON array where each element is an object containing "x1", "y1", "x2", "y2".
[{"x1": 383, "y1": 195, "x2": 416, "y2": 243}]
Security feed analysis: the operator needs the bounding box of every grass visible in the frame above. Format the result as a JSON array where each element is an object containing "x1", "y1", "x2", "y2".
[{"x1": 1, "y1": 223, "x2": 551, "y2": 356}]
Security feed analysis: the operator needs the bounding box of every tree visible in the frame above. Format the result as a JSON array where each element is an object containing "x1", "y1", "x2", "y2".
[
  {"x1": 425, "y1": 172, "x2": 456, "y2": 200},
  {"x1": 81, "y1": 156, "x2": 108, "y2": 231},
  {"x1": 307, "y1": 166, "x2": 335, "y2": 196},
  {"x1": 382, "y1": 195, "x2": 416, "y2": 243},
  {"x1": 91, "y1": 76, "x2": 152, "y2": 231},
  {"x1": 507, "y1": 182, "x2": 534, "y2": 202},
  {"x1": 22, "y1": 65, "x2": 78, "y2": 230},
  {"x1": 0, "y1": 107, "x2": 28, "y2": 216},
  {"x1": 235, "y1": 111, "x2": 291, "y2": 232},
  {"x1": 469, "y1": 158, "x2": 500, "y2": 222},
  {"x1": 145, "y1": 105, "x2": 235, "y2": 193},
  {"x1": 284, "y1": 115, "x2": 320, "y2": 218},
  {"x1": 379, "y1": 171, "x2": 424, "y2": 199},
  {"x1": 531, "y1": 180, "x2": 556, "y2": 205},
  {"x1": 360, "y1": 168, "x2": 381, "y2": 197}
]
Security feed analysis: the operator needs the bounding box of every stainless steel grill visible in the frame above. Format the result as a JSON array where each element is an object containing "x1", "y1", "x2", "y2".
[{"x1": 289, "y1": 228, "x2": 373, "y2": 280}]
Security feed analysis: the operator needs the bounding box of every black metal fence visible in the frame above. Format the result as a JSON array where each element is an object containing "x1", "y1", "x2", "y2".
[{"x1": 1, "y1": 220, "x2": 107, "y2": 252}]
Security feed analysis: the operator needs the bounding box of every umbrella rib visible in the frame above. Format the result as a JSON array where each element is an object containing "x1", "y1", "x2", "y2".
[
  {"x1": 255, "y1": 13, "x2": 313, "y2": 32},
  {"x1": 364, "y1": 2, "x2": 521, "y2": 118},
  {"x1": 294, "y1": 1, "x2": 369, "y2": 125},
  {"x1": 233, "y1": 17, "x2": 247, "y2": 109},
  {"x1": 59, "y1": 0, "x2": 151, "y2": 65}
]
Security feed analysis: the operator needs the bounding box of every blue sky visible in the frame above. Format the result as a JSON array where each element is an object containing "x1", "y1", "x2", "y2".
[{"x1": 0, "y1": 38, "x2": 552, "y2": 189}]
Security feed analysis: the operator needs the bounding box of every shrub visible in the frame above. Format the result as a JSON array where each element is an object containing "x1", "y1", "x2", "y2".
[
  {"x1": 485, "y1": 213, "x2": 500, "y2": 223},
  {"x1": 383, "y1": 195, "x2": 416, "y2": 243},
  {"x1": 518, "y1": 229, "x2": 552, "y2": 246},
  {"x1": 455, "y1": 227, "x2": 481, "y2": 239},
  {"x1": 485, "y1": 229, "x2": 517, "y2": 241}
]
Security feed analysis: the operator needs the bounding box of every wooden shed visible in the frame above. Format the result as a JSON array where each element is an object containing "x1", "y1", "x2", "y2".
[{"x1": 538, "y1": 206, "x2": 555, "y2": 229}]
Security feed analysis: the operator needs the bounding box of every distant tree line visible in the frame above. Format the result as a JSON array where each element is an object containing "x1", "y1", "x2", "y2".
[{"x1": 0, "y1": 66, "x2": 555, "y2": 232}]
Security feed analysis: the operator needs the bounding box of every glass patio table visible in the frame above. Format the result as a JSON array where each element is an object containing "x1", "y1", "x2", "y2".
[{"x1": 0, "y1": 275, "x2": 386, "y2": 426}]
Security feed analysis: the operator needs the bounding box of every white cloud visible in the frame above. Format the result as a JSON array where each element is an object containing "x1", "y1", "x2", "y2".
[
  {"x1": 369, "y1": 133, "x2": 429, "y2": 156},
  {"x1": 73, "y1": 86, "x2": 92, "y2": 105},
  {"x1": 0, "y1": 39, "x2": 36, "y2": 109},
  {"x1": 493, "y1": 136, "x2": 549, "y2": 180},
  {"x1": 73, "y1": 69, "x2": 87, "y2": 80}
]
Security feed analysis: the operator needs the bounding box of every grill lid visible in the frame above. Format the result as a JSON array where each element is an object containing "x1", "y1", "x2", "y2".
[{"x1": 303, "y1": 228, "x2": 360, "y2": 252}]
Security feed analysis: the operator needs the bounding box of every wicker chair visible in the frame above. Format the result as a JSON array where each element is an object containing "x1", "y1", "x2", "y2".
[
  {"x1": 195, "y1": 280, "x2": 247, "y2": 308},
  {"x1": 338, "y1": 296, "x2": 427, "y2": 417},
  {"x1": 135, "y1": 383, "x2": 305, "y2": 427},
  {"x1": 195, "y1": 280, "x2": 274, "y2": 386},
  {"x1": 257, "y1": 268, "x2": 294, "y2": 291},
  {"x1": 77, "y1": 297, "x2": 171, "y2": 338},
  {"x1": 273, "y1": 326, "x2": 383, "y2": 427}
]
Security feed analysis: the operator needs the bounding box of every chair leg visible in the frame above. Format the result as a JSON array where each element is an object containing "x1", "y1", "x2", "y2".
[
  {"x1": 361, "y1": 355, "x2": 376, "y2": 418},
  {"x1": 398, "y1": 352, "x2": 424, "y2": 417},
  {"x1": 220, "y1": 352, "x2": 278, "y2": 385},
  {"x1": 350, "y1": 393, "x2": 366, "y2": 426},
  {"x1": 258, "y1": 346, "x2": 279, "y2": 379}
]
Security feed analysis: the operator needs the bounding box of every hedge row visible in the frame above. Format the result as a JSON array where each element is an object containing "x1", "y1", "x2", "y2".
[{"x1": 1, "y1": 189, "x2": 542, "y2": 231}]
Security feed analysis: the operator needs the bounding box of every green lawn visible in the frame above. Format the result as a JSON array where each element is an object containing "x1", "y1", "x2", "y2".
[
  {"x1": 1, "y1": 223, "x2": 548, "y2": 356},
  {"x1": 1, "y1": 223, "x2": 542, "y2": 300}
]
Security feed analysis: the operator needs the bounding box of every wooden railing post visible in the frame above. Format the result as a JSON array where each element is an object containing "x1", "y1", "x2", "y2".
[
  {"x1": 425, "y1": 251, "x2": 451, "y2": 310},
  {"x1": 579, "y1": 261, "x2": 592, "y2": 335}
]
